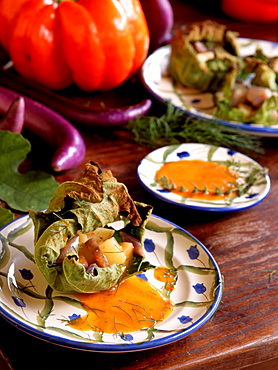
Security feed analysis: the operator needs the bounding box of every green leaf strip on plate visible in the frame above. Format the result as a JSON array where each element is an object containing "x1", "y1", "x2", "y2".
[
  {"x1": 37, "y1": 285, "x2": 54, "y2": 328},
  {"x1": 0, "y1": 233, "x2": 10, "y2": 270},
  {"x1": 175, "y1": 300, "x2": 213, "y2": 308}
]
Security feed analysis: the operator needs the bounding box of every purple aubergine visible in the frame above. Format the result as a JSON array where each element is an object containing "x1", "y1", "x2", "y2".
[
  {"x1": 0, "y1": 96, "x2": 25, "y2": 133},
  {"x1": 140, "y1": 0, "x2": 174, "y2": 50},
  {"x1": 0, "y1": 86, "x2": 86, "y2": 172},
  {"x1": 0, "y1": 69, "x2": 152, "y2": 127}
]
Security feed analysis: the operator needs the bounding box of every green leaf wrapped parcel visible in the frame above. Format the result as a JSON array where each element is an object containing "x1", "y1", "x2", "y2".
[
  {"x1": 169, "y1": 20, "x2": 243, "y2": 92},
  {"x1": 29, "y1": 162, "x2": 153, "y2": 293}
]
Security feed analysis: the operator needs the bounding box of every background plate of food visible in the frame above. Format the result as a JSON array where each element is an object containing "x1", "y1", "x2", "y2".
[
  {"x1": 141, "y1": 21, "x2": 278, "y2": 137},
  {"x1": 137, "y1": 143, "x2": 270, "y2": 212},
  {"x1": 0, "y1": 213, "x2": 222, "y2": 352}
]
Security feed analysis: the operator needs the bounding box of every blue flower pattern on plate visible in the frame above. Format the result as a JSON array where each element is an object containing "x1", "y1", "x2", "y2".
[
  {"x1": 178, "y1": 315, "x2": 193, "y2": 325},
  {"x1": 177, "y1": 151, "x2": 190, "y2": 159},
  {"x1": 120, "y1": 333, "x2": 134, "y2": 341},
  {"x1": 187, "y1": 245, "x2": 200, "y2": 260},
  {"x1": 144, "y1": 238, "x2": 156, "y2": 253},
  {"x1": 68, "y1": 314, "x2": 81, "y2": 322},
  {"x1": 246, "y1": 193, "x2": 259, "y2": 199},
  {"x1": 12, "y1": 296, "x2": 26, "y2": 307},
  {"x1": 137, "y1": 273, "x2": 148, "y2": 281},
  {"x1": 157, "y1": 189, "x2": 170, "y2": 193},
  {"x1": 19, "y1": 268, "x2": 33, "y2": 280},
  {"x1": 190, "y1": 99, "x2": 201, "y2": 104},
  {"x1": 193, "y1": 283, "x2": 207, "y2": 294}
]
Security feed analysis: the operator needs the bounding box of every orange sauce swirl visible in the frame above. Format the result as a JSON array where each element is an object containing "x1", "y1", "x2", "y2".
[
  {"x1": 156, "y1": 159, "x2": 243, "y2": 200},
  {"x1": 69, "y1": 276, "x2": 174, "y2": 334}
]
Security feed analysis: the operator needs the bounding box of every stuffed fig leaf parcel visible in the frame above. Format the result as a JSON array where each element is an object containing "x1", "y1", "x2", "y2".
[
  {"x1": 169, "y1": 20, "x2": 242, "y2": 92},
  {"x1": 29, "y1": 162, "x2": 153, "y2": 293}
]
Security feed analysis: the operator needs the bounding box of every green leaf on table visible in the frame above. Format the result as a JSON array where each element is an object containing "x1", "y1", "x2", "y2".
[
  {"x1": 0, "y1": 130, "x2": 59, "y2": 212},
  {"x1": 0, "y1": 207, "x2": 14, "y2": 228}
]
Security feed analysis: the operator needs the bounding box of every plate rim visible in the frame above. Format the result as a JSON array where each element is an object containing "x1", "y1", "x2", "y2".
[
  {"x1": 140, "y1": 38, "x2": 278, "y2": 137},
  {"x1": 0, "y1": 213, "x2": 223, "y2": 353},
  {"x1": 137, "y1": 143, "x2": 271, "y2": 213}
]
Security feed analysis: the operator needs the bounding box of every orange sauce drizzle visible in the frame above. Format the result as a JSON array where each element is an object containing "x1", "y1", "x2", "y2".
[
  {"x1": 69, "y1": 276, "x2": 174, "y2": 334},
  {"x1": 156, "y1": 159, "x2": 243, "y2": 200},
  {"x1": 154, "y1": 267, "x2": 176, "y2": 292}
]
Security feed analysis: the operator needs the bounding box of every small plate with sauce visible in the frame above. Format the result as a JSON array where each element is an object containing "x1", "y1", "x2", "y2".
[
  {"x1": 137, "y1": 143, "x2": 270, "y2": 212},
  {"x1": 0, "y1": 214, "x2": 222, "y2": 352}
]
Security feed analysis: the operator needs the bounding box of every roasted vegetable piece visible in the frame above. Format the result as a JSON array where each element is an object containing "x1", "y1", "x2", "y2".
[
  {"x1": 0, "y1": 0, "x2": 149, "y2": 91},
  {"x1": 169, "y1": 20, "x2": 243, "y2": 92},
  {"x1": 214, "y1": 47, "x2": 278, "y2": 124},
  {"x1": 29, "y1": 162, "x2": 153, "y2": 293},
  {"x1": 216, "y1": 88, "x2": 278, "y2": 124},
  {"x1": 243, "y1": 56, "x2": 278, "y2": 91}
]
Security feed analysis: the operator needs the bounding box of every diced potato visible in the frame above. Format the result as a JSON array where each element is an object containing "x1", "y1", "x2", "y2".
[
  {"x1": 99, "y1": 237, "x2": 126, "y2": 265},
  {"x1": 246, "y1": 86, "x2": 272, "y2": 108},
  {"x1": 237, "y1": 103, "x2": 255, "y2": 118},
  {"x1": 84, "y1": 228, "x2": 115, "y2": 245},
  {"x1": 120, "y1": 242, "x2": 134, "y2": 268},
  {"x1": 231, "y1": 85, "x2": 248, "y2": 106},
  {"x1": 77, "y1": 231, "x2": 87, "y2": 244},
  {"x1": 196, "y1": 51, "x2": 215, "y2": 67}
]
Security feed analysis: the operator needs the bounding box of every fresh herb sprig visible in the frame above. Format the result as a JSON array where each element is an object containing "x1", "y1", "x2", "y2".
[
  {"x1": 156, "y1": 175, "x2": 237, "y2": 197},
  {"x1": 127, "y1": 103, "x2": 263, "y2": 155}
]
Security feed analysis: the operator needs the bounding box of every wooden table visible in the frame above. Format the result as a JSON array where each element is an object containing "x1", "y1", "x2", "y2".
[{"x1": 1, "y1": 1, "x2": 278, "y2": 369}]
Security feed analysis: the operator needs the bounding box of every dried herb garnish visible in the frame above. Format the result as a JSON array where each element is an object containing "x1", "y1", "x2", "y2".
[{"x1": 127, "y1": 103, "x2": 263, "y2": 155}]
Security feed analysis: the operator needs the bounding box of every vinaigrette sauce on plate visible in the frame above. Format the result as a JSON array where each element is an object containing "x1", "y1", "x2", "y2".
[
  {"x1": 156, "y1": 159, "x2": 244, "y2": 200},
  {"x1": 70, "y1": 273, "x2": 174, "y2": 334}
]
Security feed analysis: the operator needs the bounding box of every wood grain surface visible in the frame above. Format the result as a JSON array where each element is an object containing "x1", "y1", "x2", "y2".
[{"x1": 1, "y1": 1, "x2": 278, "y2": 369}]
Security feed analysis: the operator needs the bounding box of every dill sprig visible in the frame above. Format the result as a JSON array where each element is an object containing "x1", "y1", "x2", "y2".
[
  {"x1": 155, "y1": 159, "x2": 268, "y2": 206},
  {"x1": 127, "y1": 103, "x2": 264, "y2": 155}
]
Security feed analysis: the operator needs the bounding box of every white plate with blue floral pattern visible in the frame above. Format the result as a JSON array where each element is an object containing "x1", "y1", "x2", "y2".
[
  {"x1": 0, "y1": 214, "x2": 222, "y2": 352},
  {"x1": 141, "y1": 38, "x2": 278, "y2": 137},
  {"x1": 137, "y1": 143, "x2": 270, "y2": 212}
]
